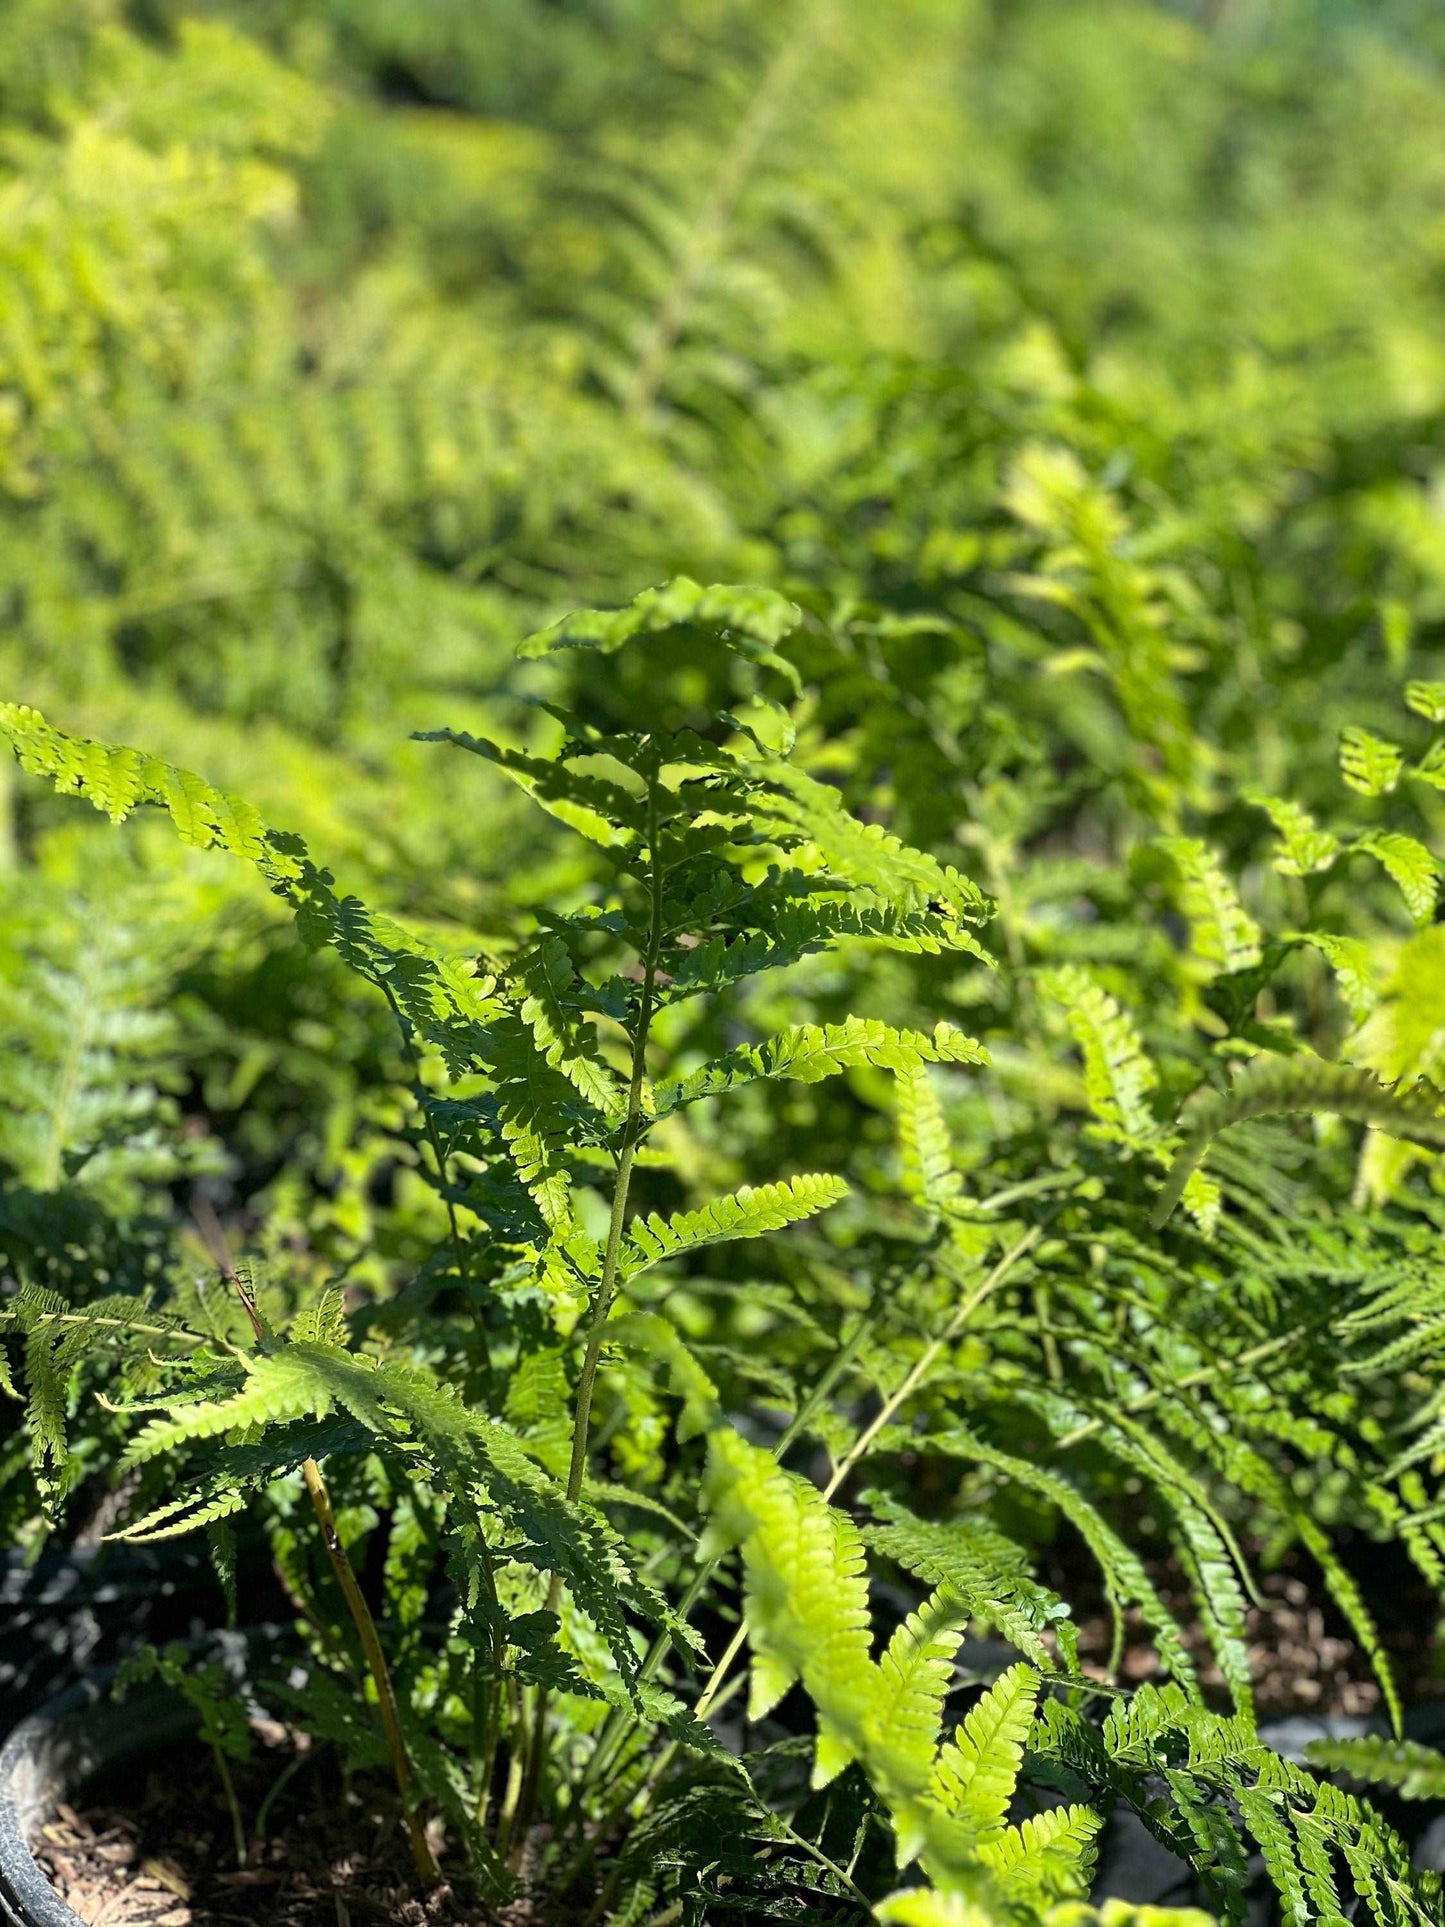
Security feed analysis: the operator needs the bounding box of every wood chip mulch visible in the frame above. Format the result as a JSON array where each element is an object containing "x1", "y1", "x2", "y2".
[{"x1": 32, "y1": 1743, "x2": 477, "y2": 1927}]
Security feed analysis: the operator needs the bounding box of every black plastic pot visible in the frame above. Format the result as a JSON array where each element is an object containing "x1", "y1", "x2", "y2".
[
  {"x1": 0, "y1": 1631, "x2": 283, "y2": 1927},
  {"x1": 0, "y1": 1667, "x2": 195, "y2": 1927}
]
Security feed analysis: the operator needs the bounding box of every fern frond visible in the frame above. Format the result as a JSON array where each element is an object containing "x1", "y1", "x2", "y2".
[
  {"x1": 923, "y1": 1429, "x2": 1199, "y2": 1695},
  {"x1": 703, "y1": 1428, "x2": 877, "y2": 1783},
  {"x1": 1155, "y1": 836, "x2": 1261, "y2": 972},
  {"x1": 975, "y1": 1804, "x2": 1100, "y2": 1906},
  {"x1": 0, "y1": 705, "x2": 508, "y2": 1080},
  {"x1": 868, "y1": 1587, "x2": 970, "y2": 1818},
  {"x1": 1304, "y1": 1734, "x2": 1445, "y2": 1800},
  {"x1": 863, "y1": 1497, "x2": 1077, "y2": 1673},
  {"x1": 1243, "y1": 789, "x2": 1340, "y2": 876},
  {"x1": 619, "y1": 1173, "x2": 848, "y2": 1280},
  {"x1": 667, "y1": 897, "x2": 988, "y2": 1001},
  {"x1": 1339, "y1": 724, "x2": 1404, "y2": 796},
  {"x1": 929, "y1": 1662, "x2": 1039, "y2": 1839},
  {"x1": 1354, "y1": 829, "x2": 1441, "y2": 926},
  {"x1": 111, "y1": 1486, "x2": 250, "y2": 1543},
  {"x1": 1039, "y1": 964, "x2": 1157, "y2": 1146},
  {"x1": 755, "y1": 762, "x2": 991, "y2": 923},
  {"x1": 656, "y1": 1018, "x2": 987, "y2": 1113},
  {"x1": 1153, "y1": 1058, "x2": 1445, "y2": 1226},
  {"x1": 518, "y1": 576, "x2": 804, "y2": 689},
  {"x1": 895, "y1": 1064, "x2": 966, "y2": 1225},
  {"x1": 1292, "y1": 930, "x2": 1379, "y2": 1024},
  {"x1": 510, "y1": 936, "x2": 628, "y2": 1120}
]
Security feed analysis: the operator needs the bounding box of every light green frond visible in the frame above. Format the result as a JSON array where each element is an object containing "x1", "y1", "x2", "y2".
[
  {"x1": 119, "y1": 1346, "x2": 346, "y2": 1467},
  {"x1": 874, "y1": 1888, "x2": 1002, "y2": 1927},
  {"x1": 863, "y1": 1498, "x2": 1077, "y2": 1673},
  {"x1": 756, "y1": 764, "x2": 991, "y2": 923},
  {"x1": 1154, "y1": 836, "x2": 1261, "y2": 973},
  {"x1": 602, "y1": 1312, "x2": 719, "y2": 1442},
  {"x1": 895, "y1": 1066, "x2": 965, "y2": 1219},
  {"x1": 1339, "y1": 725, "x2": 1404, "y2": 796},
  {"x1": 1039, "y1": 964, "x2": 1158, "y2": 1146},
  {"x1": 868, "y1": 1588, "x2": 970, "y2": 1807},
  {"x1": 518, "y1": 576, "x2": 803, "y2": 690},
  {"x1": 1291, "y1": 931, "x2": 1379, "y2": 1025},
  {"x1": 657, "y1": 1018, "x2": 988, "y2": 1113},
  {"x1": 619, "y1": 1173, "x2": 849, "y2": 1280},
  {"x1": 930, "y1": 1662, "x2": 1040, "y2": 1838},
  {"x1": 0, "y1": 703, "x2": 266, "y2": 852},
  {"x1": 925, "y1": 1431, "x2": 1199, "y2": 1696},
  {"x1": 110, "y1": 1486, "x2": 249, "y2": 1543},
  {"x1": 703, "y1": 1429, "x2": 876, "y2": 1779},
  {"x1": 289, "y1": 1287, "x2": 349, "y2": 1348},
  {"x1": 976, "y1": 1804, "x2": 1100, "y2": 1906},
  {"x1": 1154, "y1": 1057, "x2": 1445, "y2": 1226},
  {"x1": 511, "y1": 936, "x2": 628, "y2": 1120},
  {"x1": 1353, "y1": 829, "x2": 1441, "y2": 926},
  {"x1": 1304, "y1": 1735, "x2": 1445, "y2": 1800},
  {"x1": 1243, "y1": 789, "x2": 1340, "y2": 876}
]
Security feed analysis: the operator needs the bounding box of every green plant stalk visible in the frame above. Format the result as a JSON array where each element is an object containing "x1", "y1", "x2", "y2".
[
  {"x1": 563, "y1": 1310, "x2": 879, "y2": 1827},
  {"x1": 472, "y1": 1546, "x2": 505, "y2": 1832},
  {"x1": 618, "y1": 1223, "x2": 1048, "y2": 1845},
  {"x1": 511, "y1": 784, "x2": 665, "y2": 1859},
  {"x1": 494, "y1": 1685, "x2": 530, "y2": 1864},
  {"x1": 382, "y1": 982, "x2": 491, "y2": 1381},
  {"x1": 301, "y1": 1457, "x2": 439, "y2": 1887},
  {"x1": 210, "y1": 1738, "x2": 248, "y2": 1869},
  {"x1": 252, "y1": 1750, "x2": 311, "y2": 1852}
]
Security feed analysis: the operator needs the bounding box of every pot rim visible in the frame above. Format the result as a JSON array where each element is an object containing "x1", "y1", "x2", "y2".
[{"x1": 0, "y1": 1631, "x2": 276, "y2": 1927}]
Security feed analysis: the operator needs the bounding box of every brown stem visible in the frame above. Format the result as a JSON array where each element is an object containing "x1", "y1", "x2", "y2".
[{"x1": 302, "y1": 1457, "x2": 439, "y2": 1887}]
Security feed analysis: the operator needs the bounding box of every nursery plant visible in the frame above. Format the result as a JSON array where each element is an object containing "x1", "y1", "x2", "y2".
[{"x1": 5, "y1": 583, "x2": 1445, "y2": 1926}]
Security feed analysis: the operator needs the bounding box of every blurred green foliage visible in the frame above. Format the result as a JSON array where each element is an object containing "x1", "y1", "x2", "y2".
[{"x1": 11, "y1": 1, "x2": 1445, "y2": 1916}]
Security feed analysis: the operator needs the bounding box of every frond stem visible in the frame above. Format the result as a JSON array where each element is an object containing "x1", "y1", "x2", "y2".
[
  {"x1": 381, "y1": 983, "x2": 490, "y2": 1380},
  {"x1": 514, "y1": 778, "x2": 665, "y2": 1856},
  {"x1": 301, "y1": 1457, "x2": 439, "y2": 1887}
]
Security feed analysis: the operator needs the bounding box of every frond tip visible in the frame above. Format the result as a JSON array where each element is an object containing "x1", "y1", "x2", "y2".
[{"x1": 1153, "y1": 1058, "x2": 1445, "y2": 1226}]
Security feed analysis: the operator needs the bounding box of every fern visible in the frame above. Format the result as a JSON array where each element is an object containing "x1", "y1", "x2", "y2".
[
  {"x1": 619, "y1": 1174, "x2": 849, "y2": 1280},
  {"x1": 930, "y1": 1662, "x2": 1040, "y2": 1837},
  {"x1": 1153, "y1": 1058, "x2": 1445, "y2": 1226},
  {"x1": 1339, "y1": 725, "x2": 1405, "y2": 797},
  {"x1": 1243, "y1": 789, "x2": 1340, "y2": 877},
  {"x1": 1305, "y1": 1734, "x2": 1445, "y2": 1800},
  {"x1": 1039, "y1": 965, "x2": 1157, "y2": 1146},
  {"x1": 656, "y1": 1018, "x2": 988, "y2": 1113},
  {"x1": 1154, "y1": 836, "x2": 1262, "y2": 973}
]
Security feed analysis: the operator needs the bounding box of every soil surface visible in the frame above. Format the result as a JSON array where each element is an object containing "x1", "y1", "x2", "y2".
[{"x1": 32, "y1": 1740, "x2": 479, "y2": 1927}]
